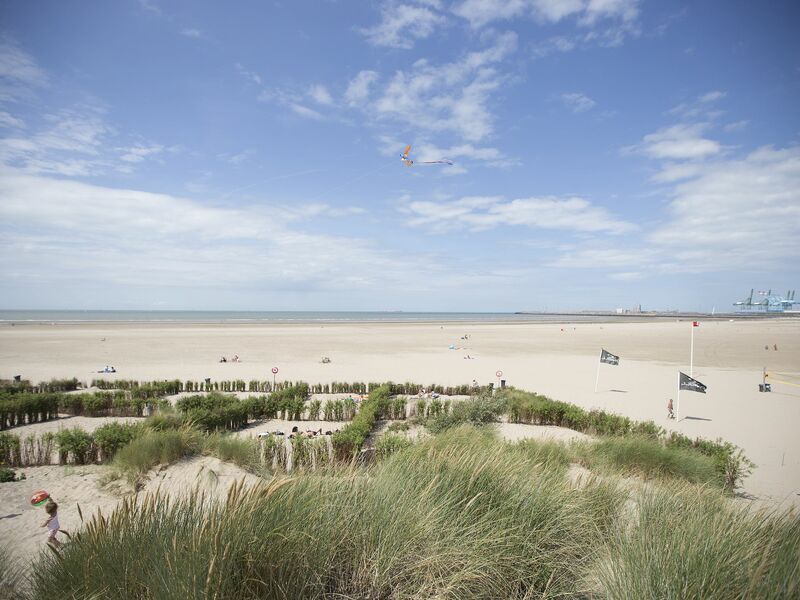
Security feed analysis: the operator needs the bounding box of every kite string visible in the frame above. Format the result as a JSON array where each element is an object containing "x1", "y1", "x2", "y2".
[{"x1": 305, "y1": 161, "x2": 395, "y2": 204}]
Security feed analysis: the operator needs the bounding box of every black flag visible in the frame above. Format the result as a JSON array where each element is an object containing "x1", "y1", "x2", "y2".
[
  {"x1": 679, "y1": 372, "x2": 707, "y2": 394},
  {"x1": 600, "y1": 349, "x2": 619, "y2": 365}
]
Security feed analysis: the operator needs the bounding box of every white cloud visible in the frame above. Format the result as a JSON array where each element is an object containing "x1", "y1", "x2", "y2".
[
  {"x1": 638, "y1": 124, "x2": 721, "y2": 160},
  {"x1": 0, "y1": 169, "x2": 466, "y2": 300},
  {"x1": 308, "y1": 84, "x2": 333, "y2": 105},
  {"x1": 580, "y1": 0, "x2": 639, "y2": 25},
  {"x1": 180, "y1": 28, "x2": 203, "y2": 38},
  {"x1": 698, "y1": 90, "x2": 726, "y2": 103},
  {"x1": 648, "y1": 145, "x2": 800, "y2": 269},
  {"x1": 289, "y1": 103, "x2": 324, "y2": 120},
  {"x1": 235, "y1": 63, "x2": 262, "y2": 86},
  {"x1": 403, "y1": 195, "x2": 634, "y2": 234},
  {"x1": 723, "y1": 120, "x2": 749, "y2": 132},
  {"x1": 0, "y1": 111, "x2": 25, "y2": 129},
  {"x1": 561, "y1": 92, "x2": 596, "y2": 112},
  {"x1": 360, "y1": 4, "x2": 447, "y2": 49},
  {"x1": 344, "y1": 71, "x2": 378, "y2": 106},
  {"x1": 556, "y1": 145, "x2": 800, "y2": 274},
  {"x1": 531, "y1": 35, "x2": 577, "y2": 58},
  {"x1": 137, "y1": 0, "x2": 162, "y2": 15},
  {"x1": 370, "y1": 31, "x2": 517, "y2": 142},
  {"x1": 119, "y1": 144, "x2": 165, "y2": 163},
  {"x1": 0, "y1": 37, "x2": 47, "y2": 102},
  {"x1": 453, "y1": 0, "x2": 639, "y2": 29}
]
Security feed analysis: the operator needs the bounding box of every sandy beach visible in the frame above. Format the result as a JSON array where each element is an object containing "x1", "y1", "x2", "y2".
[{"x1": 1, "y1": 318, "x2": 799, "y2": 507}]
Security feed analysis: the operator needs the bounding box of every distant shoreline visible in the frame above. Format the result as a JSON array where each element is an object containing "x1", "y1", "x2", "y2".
[{"x1": 1, "y1": 309, "x2": 797, "y2": 326}]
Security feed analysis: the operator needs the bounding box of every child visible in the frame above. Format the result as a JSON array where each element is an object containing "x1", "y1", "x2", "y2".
[
  {"x1": 41, "y1": 500, "x2": 62, "y2": 549},
  {"x1": 667, "y1": 398, "x2": 675, "y2": 420}
]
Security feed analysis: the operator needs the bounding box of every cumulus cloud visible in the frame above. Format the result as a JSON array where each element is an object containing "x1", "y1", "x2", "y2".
[
  {"x1": 370, "y1": 31, "x2": 518, "y2": 142},
  {"x1": 344, "y1": 71, "x2": 379, "y2": 107},
  {"x1": 637, "y1": 124, "x2": 721, "y2": 161},
  {"x1": 556, "y1": 144, "x2": 800, "y2": 274},
  {"x1": 360, "y1": 4, "x2": 447, "y2": 49}
]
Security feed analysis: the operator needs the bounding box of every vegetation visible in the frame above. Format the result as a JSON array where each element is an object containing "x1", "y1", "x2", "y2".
[
  {"x1": 29, "y1": 427, "x2": 625, "y2": 599},
  {"x1": 27, "y1": 424, "x2": 795, "y2": 600},
  {"x1": 331, "y1": 384, "x2": 389, "y2": 458},
  {"x1": 499, "y1": 388, "x2": 752, "y2": 491},
  {"x1": 593, "y1": 484, "x2": 800, "y2": 599},
  {"x1": 574, "y1": 436, "x2": 721, "y2": 487}
]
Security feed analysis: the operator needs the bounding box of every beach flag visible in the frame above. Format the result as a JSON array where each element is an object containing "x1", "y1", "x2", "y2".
[
  {"x1": 679, "y1": 372, "x2": 707, "y2": 393},
  {"x1": 692, "y1": 321, "x2": 699, "y2": 327},
  {"x1": 600, "y1": 349, "x2": 620, "y2": 365},
  {"x1": 595, "y1": 349, "x2": 619, "y2": 392}
]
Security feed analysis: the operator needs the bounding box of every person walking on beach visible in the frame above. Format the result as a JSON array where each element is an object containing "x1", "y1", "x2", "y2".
[
  {"x1": 667, "y1": 398, "x2": 674, "y2": 420},
  {"x1": 41, "y1": 500, "x2": 63, "y2": 549}
]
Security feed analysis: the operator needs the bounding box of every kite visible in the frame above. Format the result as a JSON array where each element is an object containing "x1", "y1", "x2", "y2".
[{"x1": 401, "y1": 145, "x2": 454, "y2": 167}]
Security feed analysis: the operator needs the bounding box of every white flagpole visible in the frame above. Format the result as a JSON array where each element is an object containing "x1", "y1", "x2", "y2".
[
  {"x1": 594, "y1": 359, "x2": 601, "y2": 393},
  {"x1": 690, "y1": 322, "x2": 695, "y2": 377},
  {"x1": 677, "y1": 375, "x2": 681, "y2": 422}
]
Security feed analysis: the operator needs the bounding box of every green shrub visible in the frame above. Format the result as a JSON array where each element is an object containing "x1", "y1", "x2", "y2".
[
  {"x1": 332, "y1": 384, "x2": 389, "y2": 458},
  {"x1": 94, "y1": 422, "x2": 142, "y2": 461},
  {"x1": 54, "y1": 428, "x2": 96, "y2": 465},
  {"x1": 375, "y1": 433, "x2": 412, "y2": 458}
]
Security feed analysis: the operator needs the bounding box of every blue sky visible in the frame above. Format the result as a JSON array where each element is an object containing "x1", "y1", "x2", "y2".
[{"x1": 1, "y1": 0, "x2": 798, "y2": 312}]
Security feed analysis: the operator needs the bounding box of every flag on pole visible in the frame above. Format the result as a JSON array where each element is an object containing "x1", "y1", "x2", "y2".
[
  {"x1": 692, "y1": 321, "x2": 699, "y2": 327},
  {"x1": 600, "y1": 349, "x2": 620, "y2": 365},
  {"x1": 679, "y1": 372, "x2": 707, "y2": 393}
]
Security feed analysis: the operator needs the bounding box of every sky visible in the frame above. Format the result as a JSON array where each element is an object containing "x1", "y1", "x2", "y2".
[{"x1": 0, "y1": 0, "x2": 798, "y2": 312}]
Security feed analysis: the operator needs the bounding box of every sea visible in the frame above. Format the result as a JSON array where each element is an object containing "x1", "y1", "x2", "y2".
[{"x1": 0, "y1": 310, "x2": 616, "y2": 325}]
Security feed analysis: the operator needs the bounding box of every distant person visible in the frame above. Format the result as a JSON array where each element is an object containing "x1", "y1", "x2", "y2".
[
  {"x1": 41, "y1": 500, "x2": 63, "y2": 549},
  {"x1": 219, "y1": 356, "x2": 227, "y2": 363},
  {"x1": 774, "y1": 344, "x2": 778, "y2": 351},
  {"x1": 667, "y1": 398, "x2": 674, "y2": 420},
  {"x1": 471, "y1": 379, "x2": 478, "y2": 388}
]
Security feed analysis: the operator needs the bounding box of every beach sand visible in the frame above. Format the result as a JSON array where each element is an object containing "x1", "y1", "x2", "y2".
[{"x1": 1, "y1": 318, "x2": 799, "y2": 506}]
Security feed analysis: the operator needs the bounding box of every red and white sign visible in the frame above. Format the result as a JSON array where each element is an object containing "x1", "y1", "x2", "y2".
[
  {"x1": 495, "y1": 370, "x2": 503, "y2": 378},
  {"x1": 692, "y1": 321, "x2": 699, "y2": 327},
  {"x1": 271, "y1": 367, "x2": 279, "y2": 374}
]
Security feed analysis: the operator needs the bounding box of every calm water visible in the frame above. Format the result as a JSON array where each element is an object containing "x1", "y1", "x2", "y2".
[{"x1": 0, "y1": 310, "x2": 612, "y2": 324}]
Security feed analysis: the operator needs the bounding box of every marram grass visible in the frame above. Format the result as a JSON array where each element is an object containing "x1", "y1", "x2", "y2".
[
  {"x1": 30, "y1": 427, "x2": 623, "y2": 599},
  {"x1": 24, "y1": 427, "x2": 800, "y2": 600}
]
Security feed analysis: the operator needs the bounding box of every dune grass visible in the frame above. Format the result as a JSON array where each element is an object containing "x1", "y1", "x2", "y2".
[
  {"x1": 108, "y1": 427, "x2": 203, "y2": 485},
  {"x1": 30, "y1": 426, "x2": 625, "y2": 599},
  {"x1": 574, "y1": 435, "x2": 722, "y2": 487},
  {"x1": 0, "y1": 547, "x2": 25, "y2": 600},
  {"x1": 593, "y1": 484, "x2": 800, "y2": 599}
]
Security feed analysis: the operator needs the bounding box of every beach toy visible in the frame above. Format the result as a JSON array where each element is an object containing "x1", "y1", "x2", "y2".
[{"x1": 30, "y1": 490, "x2": 50, "y2": 507}]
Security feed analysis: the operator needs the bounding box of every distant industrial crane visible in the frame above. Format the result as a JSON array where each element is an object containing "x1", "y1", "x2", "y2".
[{"x1": 734, "y1": 289, "x2": 797, "y2": 312}]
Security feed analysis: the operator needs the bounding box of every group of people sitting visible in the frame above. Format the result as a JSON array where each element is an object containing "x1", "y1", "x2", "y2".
[
  {"x1": 98, "y1": 365, "x2": 116, "y2": 373},
  {"x1": 416, "y1": 388, "x2": 440, "y2": 399},
  {"x1": 219, "y1": 355, "x2": 240, "y2": 363}
]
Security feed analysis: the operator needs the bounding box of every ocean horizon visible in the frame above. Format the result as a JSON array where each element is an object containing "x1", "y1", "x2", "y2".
[{"x1": 0, "y1": 309, "x2": 620, "y2": 325}]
